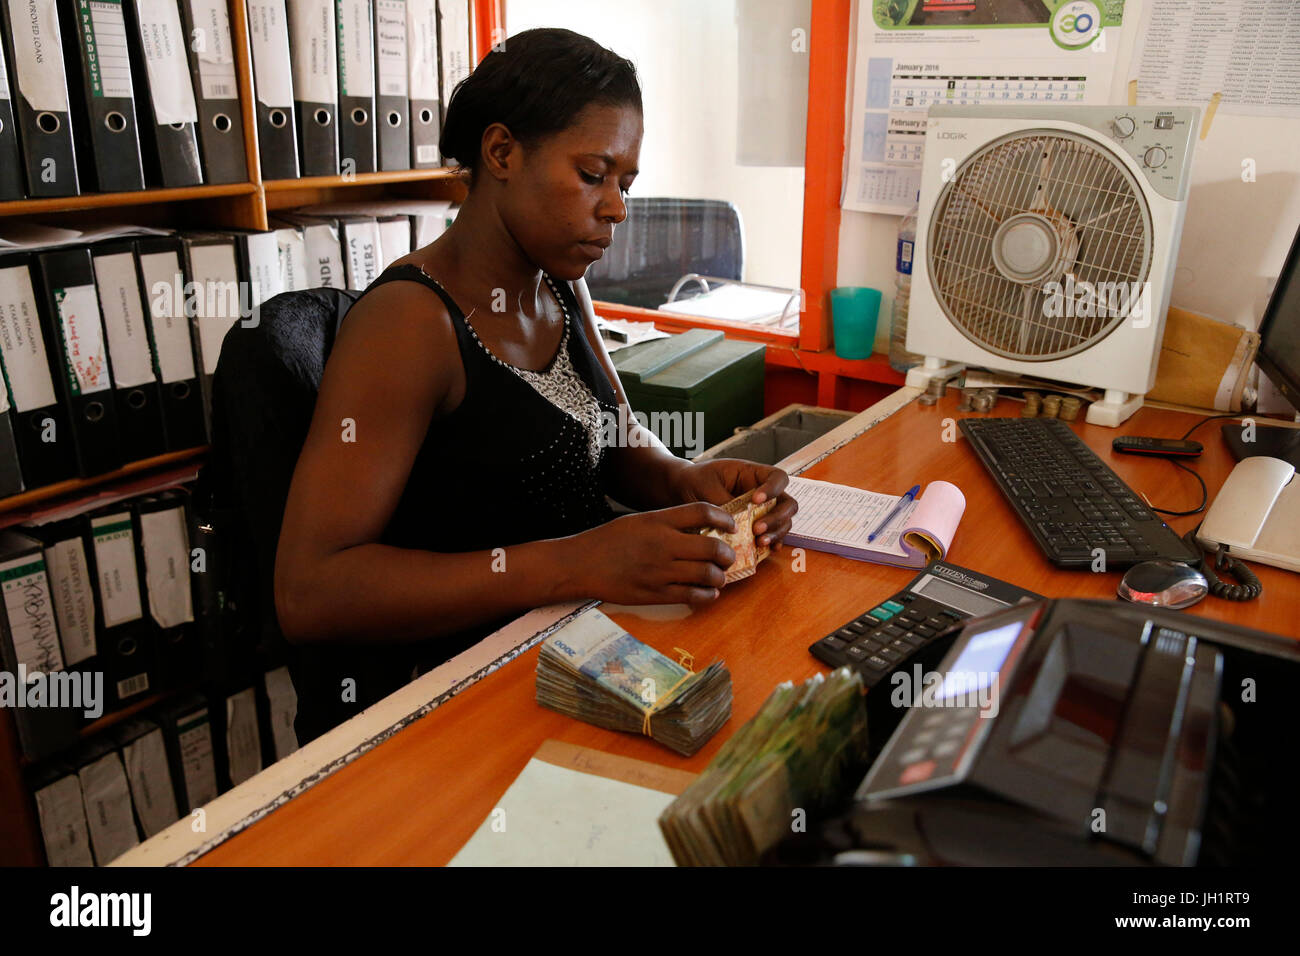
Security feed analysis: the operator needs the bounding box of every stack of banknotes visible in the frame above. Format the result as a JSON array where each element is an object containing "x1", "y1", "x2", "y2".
[
  {"x1": 658, "y1": 668, "x2": 869, "y2": 866},
  {"x1": 536, "y1": 609, "x2": 732, "y2": 756},
  {"x1": 700, "y1": 491, "x2": 777, "y2": 584}
]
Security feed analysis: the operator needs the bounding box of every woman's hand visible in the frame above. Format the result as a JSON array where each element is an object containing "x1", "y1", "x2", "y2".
[
  {"x1": 573, "y1": 502, "x2": 740, "y2": 607},
  {"x1": 670, "y1": 458, "x2": 798, "y2": 550}
]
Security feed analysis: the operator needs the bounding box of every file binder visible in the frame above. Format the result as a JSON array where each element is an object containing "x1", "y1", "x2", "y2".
[
  {"x1": 32, "y1": 247, "x2": 124, "y2": 478},
  {"x1": 30, "y1": 763, "x2": 96, "y2": 866},
  {"x1": 1, "y1": 0, "x2": 80, "y2": 197},
  {"x1": 181, "y1": 232, "x2": 242, "y2": 441},
  {"x1": 216, "y1": 684, "x2": 262, "y2": 788},
  {"x1": 230, "y1": 228, "x2": 284, "y2": 308},
  {"x1": 247, "y1": 0, "x2": 300, "y2": 179},
  {"x1": 112, "y1": 718, "x2": 181, "y2": 838},
  {"x1": 376, "y1": 213, "x2": 410, "y2": 270},
  {"x1": 274, "y1": 224, "x2": 309, "y2": 291},
  {"x1": 157, "y1": 693, "x2": 220, "y2": 811},
  {"x1": 85, "y1": 506, "x2": 155, "y2": 708},
  {"x1": 263, "y1": 665, "x2": 299, "y2": 760},
  {"x1": 437, "y1": 0, "x2": 470, "y2": 127},
  {"x1": 339, "y1": 215, "x2": 381, "y2": 289},
  {"x1": 0, "y1": 253, "x2": 77, "y2": 487},
  {"x1": 373, "y1": 0, "x2": 408, "y2": 171},
  {"x1": 91, "y1": 240, "x2": 167, "y2": 462},
  {"x1": 336, "y1": 0, "x2": 375, "y2": 175},
  {"x1": 287, "y1": 0, "x2": 338, "y2": 176},
  {"x1": 0, "y1": 368, "x2": 23, "y2": 496},
  {"x1": 0, "y1": 529, "x2": 82, "y2": 761},
  {"x1": 124, "y1": 0, "x2": 204, "y2": 187},
  {"x1": 62, "y1": 0, "x2": 146, "y2": 192},
  {"x1": 0, "y1": 13, "x2": 27, "y2": 199},
  {"x1": 178, "y1": 0, "x2": 248, "y2": 184},
  {"x1": 133, "y1": 492, "x2": 197, "y2": 690},
  {"x1": 274, "y1": 213, "x2": 345, "y2": 288},
  {"x1": 28, "y1": 517, "x2": 97, "y2": 671},
  {"x1": 134, "y1": 236, "x2": 206, "y2": 450},
  {"x1": 406, "y1": 0, "x2": 438, "y2": 167},
  {"x1": 76, "y1": 739, "x2": 140, "y2": 864}
]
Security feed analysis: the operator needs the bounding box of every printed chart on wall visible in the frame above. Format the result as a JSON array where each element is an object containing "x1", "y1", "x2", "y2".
[
  {"x1": 845, "y1": 1, "x2": 1131, "y2": 214},
  {"x1": 1133, "y1": 0, "x2": 1300, "y2": 120}
]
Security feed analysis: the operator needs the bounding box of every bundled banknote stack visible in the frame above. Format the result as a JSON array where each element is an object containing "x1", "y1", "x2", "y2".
[
  {"x1": 536, "y1": 609, "x2": 732, "y2": 756},
  {"x1": 658, "y1": 668, "x2": 869, "y2": 866}
]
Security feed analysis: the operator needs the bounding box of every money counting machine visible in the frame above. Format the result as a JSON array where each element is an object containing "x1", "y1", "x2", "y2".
[{"x1": 770, "y1": 599, "x2": 1300, "y2": 866}]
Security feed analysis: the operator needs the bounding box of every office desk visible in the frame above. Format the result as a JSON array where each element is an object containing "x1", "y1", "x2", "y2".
[{"x1": 194, "y1": 391, "x2": 1300, "y2": 865}]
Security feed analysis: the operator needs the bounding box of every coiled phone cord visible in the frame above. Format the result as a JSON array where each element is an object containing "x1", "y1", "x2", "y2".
[{"x1": 1182, "y1": 528, "x2": 1263, "y2": 601}]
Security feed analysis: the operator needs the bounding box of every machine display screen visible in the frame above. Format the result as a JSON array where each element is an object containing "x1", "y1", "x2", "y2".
[
  {"x1": 913, "y1": 575, "x2": 1009, "y2": 618},
  {"x1": 938, "y1": 620, "x2": 1022, "y2": 700}
]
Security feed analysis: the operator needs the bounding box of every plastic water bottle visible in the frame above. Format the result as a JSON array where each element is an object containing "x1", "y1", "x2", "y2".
[{"x1": 889, "y1": 195, "x2": 923, "y2": 373}]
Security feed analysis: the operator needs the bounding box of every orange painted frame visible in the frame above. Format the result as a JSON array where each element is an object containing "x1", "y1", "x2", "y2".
[{"x1": 473, "y1": 0, "x2": 851, "y2": 354}]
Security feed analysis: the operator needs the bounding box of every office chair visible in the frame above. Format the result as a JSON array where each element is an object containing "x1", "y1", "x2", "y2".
[
  {"x1": 201, "y1": 287, "x2": 362, "y2": 671},
  {"x1": 583, "y1": 197, "x2": 745, "y2": 309}
]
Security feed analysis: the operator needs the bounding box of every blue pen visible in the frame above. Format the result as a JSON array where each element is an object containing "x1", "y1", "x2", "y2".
[{"x1": 867, "y1": 485, "x2": 921, "y2": 543}]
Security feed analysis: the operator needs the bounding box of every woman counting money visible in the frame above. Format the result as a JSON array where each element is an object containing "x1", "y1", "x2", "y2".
[{"x1": 273, "y1": 28, "x2": 797, "y2": 743}]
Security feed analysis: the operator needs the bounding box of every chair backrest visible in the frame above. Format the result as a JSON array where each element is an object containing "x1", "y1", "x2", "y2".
[
  {"x1": 207, "y1": 287, "x2": 362, "y2": 657},
  {"x1": 583, "y1": 197, "x2": 744, "y2": 309}
]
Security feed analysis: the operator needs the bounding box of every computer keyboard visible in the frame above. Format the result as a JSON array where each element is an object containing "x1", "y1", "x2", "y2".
[{"x1": 960, "y1": 417, "x2": 1200, "y2": 570}]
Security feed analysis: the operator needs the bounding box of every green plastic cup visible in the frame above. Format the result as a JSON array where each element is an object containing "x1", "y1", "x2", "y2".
[{"x1": 830, "y1": 287, "x2": 882, "y2": 360}]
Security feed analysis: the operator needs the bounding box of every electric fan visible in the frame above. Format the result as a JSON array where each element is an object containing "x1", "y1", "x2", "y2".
[{"x1": 905, "y1": 105, "x2": 1199, "y2": 426}]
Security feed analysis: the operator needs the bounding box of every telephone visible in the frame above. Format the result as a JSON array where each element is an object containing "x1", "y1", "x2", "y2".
[{"x1": 1197, "y1": 456, "x2": 1300, "y2": 573}]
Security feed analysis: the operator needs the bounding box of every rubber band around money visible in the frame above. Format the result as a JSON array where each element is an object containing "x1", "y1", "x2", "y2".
[{"x1": 640, "y1": 648, "x2": 697, "y2": 736}]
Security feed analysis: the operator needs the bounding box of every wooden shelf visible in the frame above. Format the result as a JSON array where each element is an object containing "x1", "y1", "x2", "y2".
[
  {"x1": 0, "y1": 183, "x2": 260, "y2": 219},
  {"x1": 0, "y1": 447, "x2": 207, "y2": 526},
  {"x1": 264, "y1": 167, "x2": 462, "y2": 192}
]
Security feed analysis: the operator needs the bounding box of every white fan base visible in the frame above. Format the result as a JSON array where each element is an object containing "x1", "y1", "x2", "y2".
[
  {"x1": 905, "y1": 357, "x2": 965, "y2": 389},
  {"x1": 1085, "y1": 389, "x2": 1144, "y2": 427}
]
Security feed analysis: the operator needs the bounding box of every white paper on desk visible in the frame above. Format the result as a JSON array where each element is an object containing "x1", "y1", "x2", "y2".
[
  {"x1": 784, "y1": 475, "x2": 965, "y2": 568},
  {"x1": 844, "y1": 4, "x2": 1131, "y2": 214},
  {"x1": 449, "y1": 757, "x2": 677, "y2": 867}
]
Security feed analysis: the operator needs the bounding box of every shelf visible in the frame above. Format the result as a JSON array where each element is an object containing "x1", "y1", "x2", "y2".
[
  {"x1": 0, "y1": 447, "x2": 208, "y2": 527},
  {"x1": 0, "y1": 182, "x2": 260, "y2": 219},
  {"x1": 765, "y1": 347, "x2": 906, "y2": 385},
  {"x1": 264, "y1": 167, "x2": 463, "y2": 192}
]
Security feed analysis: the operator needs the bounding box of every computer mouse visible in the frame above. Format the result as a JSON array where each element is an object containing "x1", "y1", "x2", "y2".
[{"x1": 1117, "y1": 560, "x2": 1208, "y2": 609}]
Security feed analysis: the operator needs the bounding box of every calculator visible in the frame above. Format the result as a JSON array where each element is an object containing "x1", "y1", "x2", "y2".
[{"x1": 809, "y1": 562, "x2": 1044, "y2": 686}]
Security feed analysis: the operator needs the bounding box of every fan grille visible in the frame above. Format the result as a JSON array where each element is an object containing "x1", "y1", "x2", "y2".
[{"x1": 927, "y1": 129, "x2": 1153, "y2": 361}]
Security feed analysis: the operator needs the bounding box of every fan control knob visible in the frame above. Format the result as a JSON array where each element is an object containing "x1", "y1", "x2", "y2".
[
  {"x1": 1112, "y1": 115, "x2": 1136, "y2": 139},
  {"x1": 1143, "y1": 146, "x2": 1168, "y2": 168}
]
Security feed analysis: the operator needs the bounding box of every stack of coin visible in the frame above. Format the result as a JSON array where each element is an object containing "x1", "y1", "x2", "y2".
[
  {"x1": 1059, "y1": 396, "x2": 1084, "y2": 421},
  {"x1": 1021, "y1": 391, "x2": 1042, "y2": 417},
  {"x1": 1042, "y1": 394, "x2": 1063, "y2": 418},
  {"x1": 918, "y1": 377, "x2": 947, "y2": 406}
]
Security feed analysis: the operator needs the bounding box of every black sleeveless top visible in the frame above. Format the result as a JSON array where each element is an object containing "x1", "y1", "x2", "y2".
[{"x1": 290, "y1": 264, "x2": 621, "y2": 744}]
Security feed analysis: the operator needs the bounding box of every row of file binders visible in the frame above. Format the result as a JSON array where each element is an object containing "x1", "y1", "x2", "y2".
[
  {"x1": 249, "y1": 0, "x2": 472, "y2": 179},
  {"x1": 0, "y1": 0, "x2": 250, "y2": 199},
  {"x1": 0, "y1": 202, "x2": 460, "y2": 498},
  {"x1": 27, "y1": 674, "x2": 299, "y2": 865}
]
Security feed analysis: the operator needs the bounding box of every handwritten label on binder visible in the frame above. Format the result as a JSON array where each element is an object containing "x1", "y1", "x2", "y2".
[
  {"x1": 0, "y1": 550, "x2": 65, "y2": 674},
  {"x1": 54, "y1": 285, "x2": 111, "y2": 396},
  {"x1": 374, "y1": 0, "x2": 408, "y2": 97}
]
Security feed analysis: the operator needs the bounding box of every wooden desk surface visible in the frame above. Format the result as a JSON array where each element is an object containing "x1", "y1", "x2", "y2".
[{"x1": 196, "y1": 392, "x2": 1299, "y2": 865}]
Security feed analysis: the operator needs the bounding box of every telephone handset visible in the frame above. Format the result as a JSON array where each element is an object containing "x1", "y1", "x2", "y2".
[{"x1": 1197, "y1": 457, "x2": 1300, "y2": 573}]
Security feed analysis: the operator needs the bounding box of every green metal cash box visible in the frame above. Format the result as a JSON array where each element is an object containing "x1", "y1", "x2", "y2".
[{"x1": 612, "y1": 329, "x2": 766, "y2": 459}]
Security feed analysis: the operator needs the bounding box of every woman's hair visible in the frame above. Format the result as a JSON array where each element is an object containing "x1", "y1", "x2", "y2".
[{"x1": 440, "y1": 28, "x2": 641, "y2": 182}]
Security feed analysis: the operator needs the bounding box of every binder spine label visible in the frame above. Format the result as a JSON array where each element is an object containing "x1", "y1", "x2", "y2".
[
  {"x1": 0, "y1": 33, "x2": 10, "y2": 99},
  {"x1": 225, "y1": 687, "x2": 262, "y2": 786},
  {"x1": 5, "y1": 0, "x2": 70, "y2": 111},
  {"x1": 123, "y1": 728, "x2": 179, "y2": 837},
  {"x1": 302, "y1": 222, "x2": 343, "y2": 288},
  {"x1": 177, "y1": 707, "x2": 219, "y2": 807},
  {"x1": 189, "y1": 0, "x2": 237, "y2": 99},
  {"x1": 336, "y1": 0, "x2": 374, "y2": 97},
  {"x1": 187, "y1": 242, "x2": 242, "y2": 371},
  {"x1": 139, "y1": 251, "x2": 197, "y2": 383},
  {"x1": 35, "y1": 775, "x2": 95, "y2": 867},
  {"x1": 248, "y1": 0, "x2": 294, "y2": 107},
  {"x1": 406, "y1": 0, "x2": 437, "y2": 99},
  {"x1": 374, "y1": 0, "x2": 406, "y2": 96},
  {"x1": 0, "y1": 265, "x2": 58, "y2": 411},
  {"x1": 274, "y1": 228, "x2": 309, "y2": 292},
  {"x1": 53, "y1": 285, "x2": 111, "y2": 396},
  {"x1": 0, "y1": 551, "x2": 65, "y2": 673},
  {"x1": 140, "y1": 506, "x2": 194, "y2": 629},
  {"x1": 91, "y1": 513, "x2": 144, "y2": 628},
  {"x1": 79, "y1": 752, "x2": 139, "y2": 863},
  {"x1": 136, "y1": 0, "x2": 200, "y2": 124},
  {"x1": 290, "y1": 0, "x2": 338, "y2": 103},
  {"x1": 264, "y1": 665, "x2": 299, "y2": 759},
  {"x1": 93, "y1": 251, "x2": 156, "y2": 388},
  {"x1": 439, "y1": 0, "x2": 470, "y2": 99},
  {"x1": 44, "y1": 537, "x2": 96, "y2": 666},
  {"x1": 84, "y1": 1, "x2": 134, "y2": 98}
]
